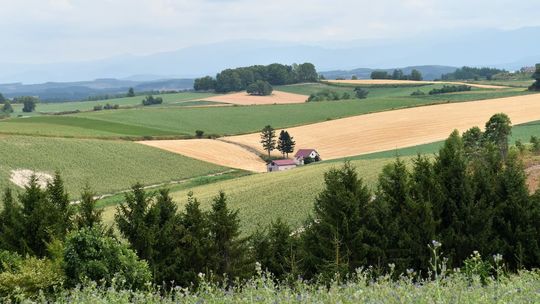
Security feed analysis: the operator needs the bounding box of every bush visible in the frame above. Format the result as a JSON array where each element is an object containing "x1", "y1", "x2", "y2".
[
  {"x1": 429, "y1": 85, "x2": 471, "y2": 95},
  {"x1": 63, "y1": 227, "x2": 151, "y2": 289},
  {"x1": 195, "y1": 130, "x2": 205, "y2": 138},
  {"x1": 142, "y1": 96, "x2": 163, "y2": 106},
  {"x1": 410, "y1": 89, "x2": 425, "y2": 96},
  {"x1": 93, "y1": 105, "x2": 103, "y2": 111},
  {"x1": 246, "y1": 80, "x2": 273, "y2": 96},
  {"x1": 354, "y1": 87, "x2": 369, "y2": 99},
  {"x1": 0, "y1": 255, "x2": 64, "y2": 301},
  {"x1": 1, "y1": 101, "x2": 13, "y2": 114},
  {"x1": 307, "y1": 89, "x2": 353, "y2": 102}
]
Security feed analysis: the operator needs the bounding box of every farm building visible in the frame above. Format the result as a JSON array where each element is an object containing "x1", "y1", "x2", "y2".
[
  {"x1": 267, "y1": 159, "x2": 297, "y2": 172},
  {"x1": 294, "y1": 149, "x2": 321, "y2": 165}
]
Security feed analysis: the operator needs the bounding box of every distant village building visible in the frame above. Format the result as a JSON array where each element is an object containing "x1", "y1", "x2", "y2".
[
  {"x1": 294, "y1": 149, "x2": 321, "y2": 165},
  {"x1": 267, "y1": 159, "x2": 297, "y2": 172}
]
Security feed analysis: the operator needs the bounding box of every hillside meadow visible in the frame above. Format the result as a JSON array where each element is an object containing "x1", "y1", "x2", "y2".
[
  {"x1": 1, "y1": 83, "x2": 530, "y2": 139},
  {"x1": 0, "y1": 135, "x2": 230, "y2": 196},
  {"x1": 9, "y1": 91, "x2": 218, "y2": 115}
]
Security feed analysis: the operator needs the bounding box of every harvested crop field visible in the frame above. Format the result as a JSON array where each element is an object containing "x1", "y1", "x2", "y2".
[
  {"x1": 326, "y1": 79, "x2": 508, "y2": 89},
  {"x1": 220, "y1": 93, "x2": 540, "y2": 160},
  {"x1": 197, "y1": 90, "x2": 308, "y2": 105},
  {"x1": 138, "y1": 139, "x2": 267, "y2": 172}
]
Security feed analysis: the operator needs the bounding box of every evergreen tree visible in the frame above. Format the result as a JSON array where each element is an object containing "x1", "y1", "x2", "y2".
[
  {"x1": 434, "y1": 130, "x2": 475, "y2": 267},
  {"x1": 18, "y1": 176, "x2": 50, "y2": 256},
  {"x1": 252, "y1": 218, "x2": 298, "y2": 280},
  {"x1": 1, "y1": 101, "x2": 13, "y2": 114},
  {"x1": 0, "y1": 188, "x2": 24, "y2": 252},
  {"x1": 260, "y1": 125, "x2": 276, "y2": 159},
  {"x1": 207, "y1": 191, "x2": 252, "y2": 281},
  {"x1": 277, "y1": 130, "x2": 296, "y2": 158},
  {"x1": 494, "y1": 152, "x2": 540, "y2": 269},
  {"x1": 75, "y1": 186, "x2": 103, "y2": 229},
  {"x1": 178, "y1": 192, "x2": 211, "y2": 286},
  {"x1": 46, "y1": 172, "x2": 74, "y2": 239},
  {"x1": 127, "y1": 87, "x2": 135, "y2": 97},
  {"x1": 301, "y1": 162, "x2": 372, "y2": 279},
  {"x1": 277, "y1": 130, "x2": 287, "y2": 157}
]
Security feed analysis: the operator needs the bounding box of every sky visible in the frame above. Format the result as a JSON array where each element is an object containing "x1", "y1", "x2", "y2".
[{"x1": 1, "y1": 0, "x2": 540, "y2": 64}]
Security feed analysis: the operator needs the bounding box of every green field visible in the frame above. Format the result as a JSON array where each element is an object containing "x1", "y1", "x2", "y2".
[
  {"x1": 2, "y1": 83, "x2": 533, "y2": 139},
  {"x1": 101, "y1": 157, "x2": 395, "y2": 233},
  {"x1": 0, "y1": 135, "x2": 230, "y2": 197},
  {"x1": 9, "y1": 91, "x2": 219, "y2": 116}
]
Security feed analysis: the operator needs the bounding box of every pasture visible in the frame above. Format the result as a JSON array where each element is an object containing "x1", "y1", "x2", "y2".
[
  {"x1": 8, "y1": 91, "x2": 218, "y2": 116},
  {"x1": 1, "y1": 83, "x2": 530, "y2": 139},
  {"x1": 0, "y1": 135, "x2": 229, "y2": 196}
]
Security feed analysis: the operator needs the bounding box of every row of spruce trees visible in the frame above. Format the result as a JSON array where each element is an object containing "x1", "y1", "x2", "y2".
[{"x1": 0, "y1": 113, "x2": 539, "y2": 292}]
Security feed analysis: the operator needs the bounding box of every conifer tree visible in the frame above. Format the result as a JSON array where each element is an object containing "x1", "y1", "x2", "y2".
[
  {"x1": 260, "y1": 125, "x2": 276, "y2": 159},
  {"x1": 75, "y1": 186, "x2": 103, "y2": 229},
  {"x1": 277, "y1": 130, "x2": 287, "y2": 157},
  {"x1": 282, "y1": 131, "x2": 296, "y2": 158},
  {"x1": 207, "y1": 191, "x2": 252, "y2": 281},
  {"x1": 0, "y1": 188, "x2": 24, "y2": 252},
  {"x1": 46, "y1": 172, "x2": 74, "y2": 239},
  {"x1": 462, "y1": 126, "x2": 484, "y2": 160},
  {"x1": 484, "y1": 113, "x2": 512, "y2": 160},
  {"x1": 301, "y1": 162, "x2": 372, "y2": 279}
]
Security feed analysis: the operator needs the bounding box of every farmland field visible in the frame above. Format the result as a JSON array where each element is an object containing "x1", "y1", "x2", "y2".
[
  {"x1": 9, "y1": 91, "x2": 219, "y2": 116},
  {"x1": 326, "y1": 79, "x2": 510, "y2": 89},
  {"x1": 0, "y1": 135, "x2": 230, "y2": 196},
  {"x1": 1, "y1": 84, "x2": 530, "y2": 138},
  {"x1": 197, "y1": 90, "x2": 308, "y2": 105},
  {"x1": 102, "y1": 157, "x2": 395, "y2": 233},
  {"x1": 222, "y1": 92, "x2": 540, "y2": 161}
]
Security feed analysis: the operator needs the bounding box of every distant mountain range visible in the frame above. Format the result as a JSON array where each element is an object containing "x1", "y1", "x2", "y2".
[
  {"x1": 0, "y1": 78, "x2": 194, "y2": 101},
  {"x1": 1, "y1": 26, "x2": 539, "y2": 85}
]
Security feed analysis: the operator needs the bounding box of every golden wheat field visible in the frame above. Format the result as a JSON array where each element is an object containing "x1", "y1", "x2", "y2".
[{"x1": 196, "y1": 90, "x2": 308, "y2": 105}]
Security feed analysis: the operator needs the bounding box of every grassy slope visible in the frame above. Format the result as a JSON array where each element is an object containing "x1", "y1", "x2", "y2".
[
  {"x1": 9, "y1": 92, "x2": 218, "y2": 116},
  {"x1": 100, "y1": 118, "x2": 540, "y2": 232},
  {"x1": 102, "y1": 157, "x2": 395, "y2": 233},
  {"x1": 0, "y1": 135, "x2": 229, "y2": 197},
  {"x1": 1, "y1": 84, "x2": 531, "y2": 138}
]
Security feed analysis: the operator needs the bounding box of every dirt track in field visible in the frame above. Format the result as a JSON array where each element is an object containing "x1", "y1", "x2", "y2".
[
  {"x1": 138, "y1": 139, "x2": 267, "y2": 172},
  {"x1": 223, "y1": 93, "x2": 540, "y2": 160},
  {"x1": 326, "y1": 79, "x2": 508, "y2": 89},
  {"x1": 197, "y1": 90, "x2": 308, "y2": 105}
]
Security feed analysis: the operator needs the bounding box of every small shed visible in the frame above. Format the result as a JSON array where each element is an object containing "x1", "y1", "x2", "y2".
[
  {"x1": 294, "y1": 149, "x2": 321, "y2": 165},
  {"x1": 267, "y1": 159, "x2": 297, "y2": 172}
]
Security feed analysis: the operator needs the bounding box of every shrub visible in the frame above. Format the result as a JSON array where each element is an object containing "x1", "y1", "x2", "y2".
[
  {"x1": 530, "y1": 136, "x2": 540, "y2": 153},
  {"x1": 354, "y1": 87, "x2": 369, "y2": 99},
  {"x1": 410, "y1": 89, "x2": 425, "y2": 96},
  {"x1": 307, "y1": 89, "x2": 353, "y2": 102},
  {"x1": 195, "y1": 130, "x2": 205, "y2": 138},
  {"x1": 63, "y1": 227, "x2": 151, "y2": 289},
  {"x1": 0, "y1": 255, "x2": 64, "y2": 301},
  {"x1": 429, "y1": 85, "x2": 471, "y2": 95},
  {"x1": 93, "y1": 105, "x2": 103, "y2": 111},
  {"x1": 1, "y1": 101, "x2": 13, "y2": 114},
  {"x1": 142, "y1": 96, "x2": 163, "y2": 106}
]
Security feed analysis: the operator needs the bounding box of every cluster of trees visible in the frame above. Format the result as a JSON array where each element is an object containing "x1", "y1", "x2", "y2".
[
  {"x1": 429, "y1": 85, "x2": 471, "y2": 95},
  {"x1": 1, "y1": 113, "x2": 539, "y2": 299},
  {"x1": 93, "y1": 103, "x2": 120, "y2": 111},
  {"x1": 529, "y1": 64, "x2": 540, "y2": 91},
  {"x1": 9, "y1": 96, "x2": 39, "y2": 113},
  {"x1": 307, "y1": 88, "x2": 368, "y2": 102},
  {"x1": 194, "y1": 63, "x2": 318, "y2": 93},
  {"x1": 0, "y1": 93, "x2": 13, "y2": 115},
  {"x1": 246, "y1": 80, "x2": 273, "y2": 96},
  {"x1": 441, "y1": 66, "x2": 506, "y2": 81},
  {"x1": 370, "y1": 69, "x2": 423, "y2": 81},
  {"x1": 142, "y1": 95, "x2": 163, "y2": 106},
  {"x1": 260, "y1": 126, "x2": 295, "y2": 159}
]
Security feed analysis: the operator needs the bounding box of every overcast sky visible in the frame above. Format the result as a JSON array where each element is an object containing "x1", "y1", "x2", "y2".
[{"x1": 1, "y1": 0, "x2": 539, "y2": 64}]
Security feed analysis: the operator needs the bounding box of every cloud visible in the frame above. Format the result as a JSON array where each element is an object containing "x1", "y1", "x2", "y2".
[{"x1": 0, "y1": 0, "x2": 539, "y2": 63}]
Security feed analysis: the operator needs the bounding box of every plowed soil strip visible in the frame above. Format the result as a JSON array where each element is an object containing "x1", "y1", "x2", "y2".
[
  {"x1": 138, "y1": 139, "x2": 267, "y2": 172},
  {"x1": 223, "y1": 93, "x2": 540, "y2": 160},
  {"x1": 197, "y1": 90, "x2": 308, "y2": 105}
]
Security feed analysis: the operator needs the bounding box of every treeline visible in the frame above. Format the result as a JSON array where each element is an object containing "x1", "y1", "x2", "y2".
[
  {"x1": 370, "y1": 69, "x2": 423, "y2": 81},
  {"x1": 1, "y1": 114, "x2": 540, "y2": 300},
  {"x1": 429, "y1": 85, "x2": 472, "y2": 95},
  {"x1": 307, "y1": 87, "x2": 368, "y2": 102},
  {"x1": 441, "y1": 66, "x2": 506, "y2": 81},
  {"x1": 529, "y1": 63, "x2": 540, "y2": 91},
  {"x1": 194, "y1": 63, "x2": 318, "y2": 93}
]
